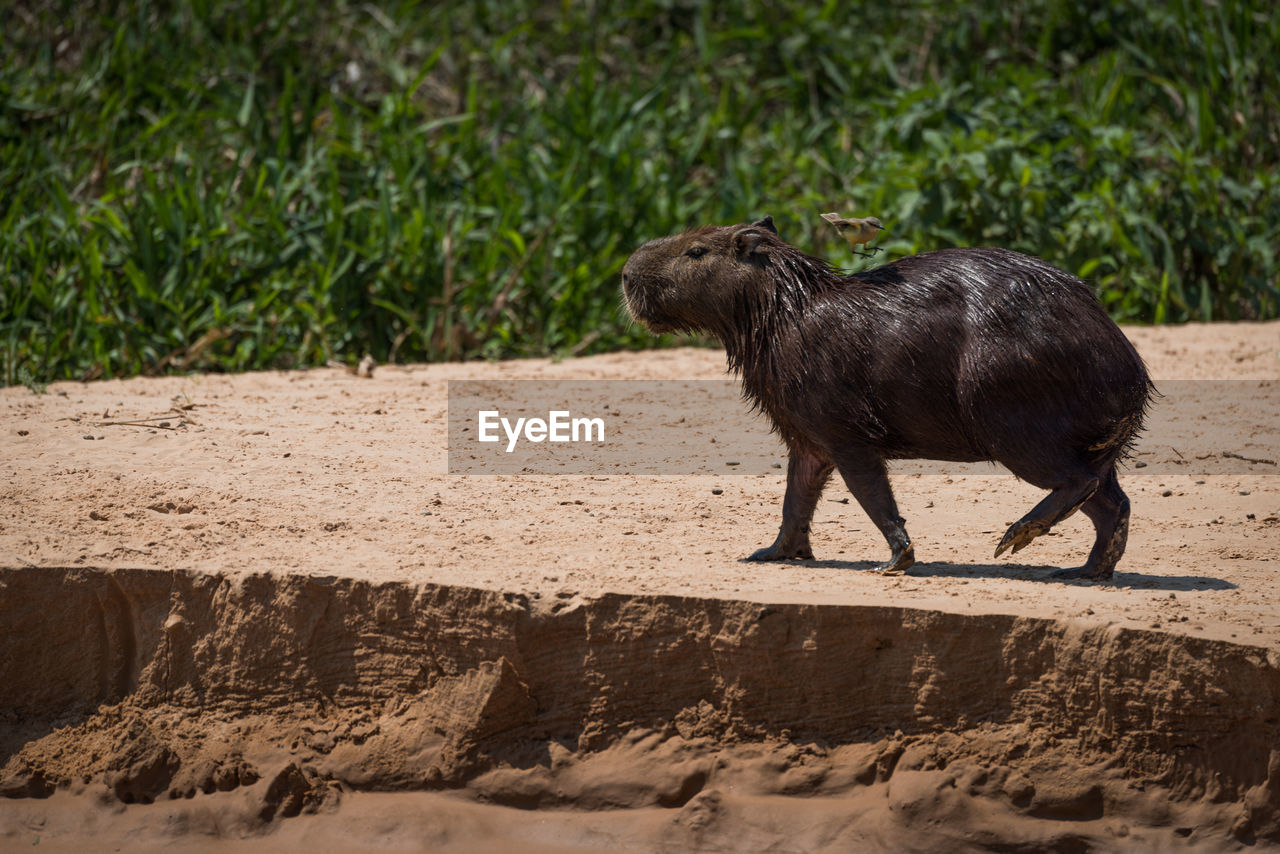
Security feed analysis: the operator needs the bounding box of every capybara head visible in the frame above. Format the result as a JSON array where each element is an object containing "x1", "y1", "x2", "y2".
[
  {"x1": 621, "y1": 224, "x2": 770, "y2": 335},
  {"x1": 621, "y1": 217, "x2": 802, "y2": 337}
]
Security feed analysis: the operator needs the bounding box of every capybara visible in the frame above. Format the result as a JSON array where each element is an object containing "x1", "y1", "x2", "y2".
[{"x1": 620, "y1": 218, "x2": 1154, "y2": 581}]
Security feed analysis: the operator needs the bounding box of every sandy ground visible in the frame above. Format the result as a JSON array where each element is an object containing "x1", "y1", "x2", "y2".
[
  {"x1": 2, "y1": 322, "x2": 1278, "y2": 646},
  {"x1": 3, "y1": 321, "x2": 1280, "y2": 853}
]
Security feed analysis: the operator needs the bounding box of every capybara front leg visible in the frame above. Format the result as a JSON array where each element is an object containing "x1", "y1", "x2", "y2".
[
  {"x1": 994, "y1": 475, "x2": 1099, "y2": 558},
  {"x1": 1053, "y1": 469, "x2": 1129, "y2": 582},
  {"x1": 747, "y1": 450, "x2": 834, "y2": 561},
  {"x1": 833, "y1": 448, "x2": 914, "y2": 575}
]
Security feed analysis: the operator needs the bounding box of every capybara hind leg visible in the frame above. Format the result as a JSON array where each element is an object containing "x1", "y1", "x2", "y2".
[
  {"x1": 833, "y1": 448, "x2": 914, "y2": 575},
  {"x1": 994, "y1": 475, "x2": 1099, "y2": 558},
  {"x1": 747, "y1": 450, "x2": 834, "y2": 561},
  {"x1": 1053, "y1": 472, "x2": 1129, "y2": 582}
]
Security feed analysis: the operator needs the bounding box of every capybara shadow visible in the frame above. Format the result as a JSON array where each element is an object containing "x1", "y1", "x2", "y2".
[
  {"x1": 623, "y1": 219, "x2": 1154, "y2": 582},
  {"x1": 781, "y1": 559, "x2": 1232, "y2": 591}
]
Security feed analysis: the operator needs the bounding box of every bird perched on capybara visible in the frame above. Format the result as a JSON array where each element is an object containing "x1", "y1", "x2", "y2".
[
  {"x1": 621, "y1": 218, "x2": 1154, "y2": 581},
  {"x1": 821, "y1": 212, "x2": 886, "y2": 256}
]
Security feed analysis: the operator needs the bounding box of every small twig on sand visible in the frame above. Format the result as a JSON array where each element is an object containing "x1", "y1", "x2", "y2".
[
  {"x1": 91, "y1": 407, "x2": 191, "y2": 429},
  {"x1": 93, "y1": 418, "x2": 181, "y2": 429},
  {"x1": 1223, "y1": 450, "x2": 1277, "y2": 466}
]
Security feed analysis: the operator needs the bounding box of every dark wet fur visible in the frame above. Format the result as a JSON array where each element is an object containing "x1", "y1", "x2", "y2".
[
  {"x1": 748, "y1": 244, "x2": 1151, "y2": 469},
  {"x1": 622, "y1": 223, "x2": 1155, "y2": 580}
]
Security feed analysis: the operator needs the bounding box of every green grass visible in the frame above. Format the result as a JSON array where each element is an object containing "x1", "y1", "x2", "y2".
[{"x1": 3, "y1": 0, "x2": 1278, "y2": 385}]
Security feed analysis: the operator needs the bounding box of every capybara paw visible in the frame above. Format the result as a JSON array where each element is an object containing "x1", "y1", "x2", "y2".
[
  {"x1": 746, "y1": 544, "x2": 813, "y2": 561},
  {"x1": 875, "y1": 545, "x2": 915, "y2": 576},
  {"x1": 1051, "y1": 565, "x2": 1114, "y2": 582},
  {"x1": 994, "y1": 519, "x2": 1049, "y2": 558}
]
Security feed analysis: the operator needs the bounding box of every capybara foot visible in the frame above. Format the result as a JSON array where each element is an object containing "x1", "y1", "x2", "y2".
[
  {"x1": 746, "y1": 543, "x2": 814, "y2": 561},
  {"x1": 1051, "y1": 565, "x2": 1114, "y2": 582},
  {"x1": 875, "y1": 545, "x2": 915, "y2": 576},
  {"x1": 994, "y1": 518, "x2": 1050, "y2": 558}
]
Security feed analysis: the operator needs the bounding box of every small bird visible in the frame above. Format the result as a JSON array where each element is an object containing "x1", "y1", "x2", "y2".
[{"x1": 821, "y1": 212, "x2": 885, "y2": 257}]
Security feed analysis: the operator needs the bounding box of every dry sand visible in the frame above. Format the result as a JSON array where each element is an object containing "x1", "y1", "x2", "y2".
[{"x1": 2, "y1": 321, "x2": 1279, "y2": 852}]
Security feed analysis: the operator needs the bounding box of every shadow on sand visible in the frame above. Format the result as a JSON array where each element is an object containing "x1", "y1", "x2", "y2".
[{"x1": 756, "y1": 557, "x2": 1236, "y2": 591}]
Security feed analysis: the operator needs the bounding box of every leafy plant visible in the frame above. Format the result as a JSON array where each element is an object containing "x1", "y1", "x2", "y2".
[{"x1": 2, "y1": 0, "x2": 1277, "y2": 385}]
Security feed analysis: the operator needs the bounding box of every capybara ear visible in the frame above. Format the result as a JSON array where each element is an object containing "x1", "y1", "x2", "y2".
[
  {"x1": 752, "y1": 215, "x2": 778, "y2": 236},
  {"x1": 733, "y1": 227, "x2": 768, "y2": 258}
]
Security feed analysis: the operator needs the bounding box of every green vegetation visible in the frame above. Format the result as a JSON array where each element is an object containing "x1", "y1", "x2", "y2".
[{"x1": 3, "y1": 0, "x2": 1278, "y2": 385}]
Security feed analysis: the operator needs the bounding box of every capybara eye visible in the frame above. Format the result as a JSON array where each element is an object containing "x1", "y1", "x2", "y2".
[{"x1": 684, "y1": 246, "x2": 708, "y2": 259}]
